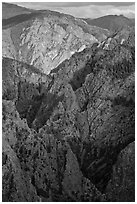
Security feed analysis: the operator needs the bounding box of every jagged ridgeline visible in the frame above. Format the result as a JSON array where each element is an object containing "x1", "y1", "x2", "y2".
[{"x1": 2, "y1": 2, "x2": 135, "y2": 202}]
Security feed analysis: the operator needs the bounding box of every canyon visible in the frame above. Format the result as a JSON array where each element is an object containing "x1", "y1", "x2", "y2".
[{"x1": 2, "y1": 3, "x2": 135, "y2": 202}]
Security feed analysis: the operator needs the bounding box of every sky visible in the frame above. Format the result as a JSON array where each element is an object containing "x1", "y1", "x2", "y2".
[{"x1": 11, "y1": 2, "x2": 135, "y2": 19}]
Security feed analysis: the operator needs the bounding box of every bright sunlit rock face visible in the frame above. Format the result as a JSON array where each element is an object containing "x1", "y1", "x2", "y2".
[{"x1": 3, "y1": 9, "x2": 107, "y2": 75}]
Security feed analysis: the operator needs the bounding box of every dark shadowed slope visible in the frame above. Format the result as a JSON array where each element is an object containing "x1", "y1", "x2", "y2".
[
  {"x1": 84, "y1": 15, "x2": 134, "y2": 32},
  {"x1": 2, "y1": 2, "x2": 33, "y2": 19}
]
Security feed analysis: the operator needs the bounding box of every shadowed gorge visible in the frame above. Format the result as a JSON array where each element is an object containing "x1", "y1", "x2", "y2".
[{"x1": 2, "y1": 2, "x2": 135, "y2": 202}]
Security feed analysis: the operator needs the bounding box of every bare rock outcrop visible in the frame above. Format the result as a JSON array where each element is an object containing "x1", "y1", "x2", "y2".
[{"x1": 3, "y1": 9, "x2": 109, "y2": 74}]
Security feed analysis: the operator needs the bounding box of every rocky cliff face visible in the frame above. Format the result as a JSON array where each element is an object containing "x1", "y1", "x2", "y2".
[
  {"x1": 3, "y1": 7, "x2": 109, "y2": 74},
  {"x1": 2, "y1": 3, "x2": 135, "y2": 202}
]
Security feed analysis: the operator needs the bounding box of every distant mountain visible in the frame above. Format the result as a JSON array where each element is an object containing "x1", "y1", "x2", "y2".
[
  {"x1": 2, "y1": 2, "x2": 33, "y2": 19},
  {"x1": 84, "y1": 15, "x2": 134, "y2": 32}
]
